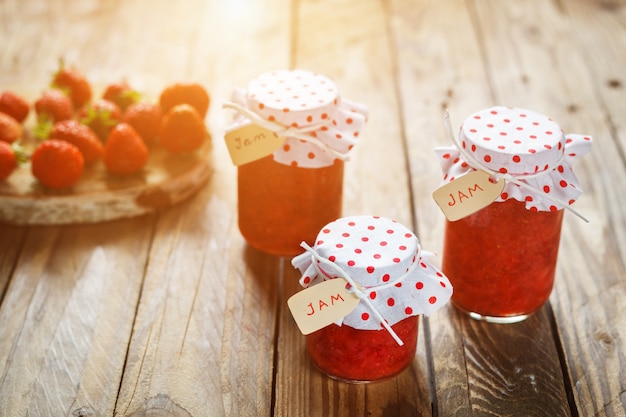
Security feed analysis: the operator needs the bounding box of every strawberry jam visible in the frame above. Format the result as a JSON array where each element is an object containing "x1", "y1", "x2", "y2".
[
  {"x1": 442, "y1": 198, "x2": 564, "y2": 322},
  {"x1": 238, "y1": 155, "x2": 344, "y2": 256},
  {"x1": 306, "y1": 316, "x2": 418, "y2": 383}
]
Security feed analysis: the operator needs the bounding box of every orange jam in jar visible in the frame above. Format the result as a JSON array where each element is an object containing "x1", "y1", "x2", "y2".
[
  {"x1": 436, "y1": 106, "x2": 592, "y2": 323},
  {"x1": 238, "y1": 156, "x2": 343, "y2": 256},
  {"x1": 225, "y1": 70, "x2": 368, "y2": 256},
  {"x1": 291, "y1": 215, "x2": 452, "y2": 383}
]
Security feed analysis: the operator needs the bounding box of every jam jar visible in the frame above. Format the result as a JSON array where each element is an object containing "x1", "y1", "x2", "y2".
[
  {"x1": 291, "y1": 215, "x2": 453, "y2": 382},
  {"x1": 436, "y1": 106, "x2": 592, "y2": 323},
  {"x1": 225, "y1": 70, "x2": 368, "y2": 256}
]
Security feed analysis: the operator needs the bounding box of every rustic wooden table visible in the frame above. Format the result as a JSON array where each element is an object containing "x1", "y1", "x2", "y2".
[{"x1": 0, "y1": 0, "x2": 624, "y2": 416}]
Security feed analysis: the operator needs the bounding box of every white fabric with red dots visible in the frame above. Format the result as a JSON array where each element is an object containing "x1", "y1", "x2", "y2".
[
  {"x1": 436, "y1": 106, "x2": 592, "y2": 212},
  {"x1": 229, "y1": 69, "x2": 368, "y2": 168},
  {"x1": 291, "y1": 216, "x2": 453, "y2": 331}
]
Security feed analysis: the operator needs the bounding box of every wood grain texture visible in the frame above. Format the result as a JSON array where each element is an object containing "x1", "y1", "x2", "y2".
[
  {"x1": 273, "y1": 0, "x2": 430, "y2": 416},
  {"x1": 0, "y1": 0, "x2": 624, "y2": 416},
  {"x1": 110, "y1": 0, "x2": 291, "y2": 416},
  {"x1": 471, "y1": 1, "x2": 626, "y2": 415},
  {"x1": 0, "y1": 219, "x2": 153, "y2": 416}
]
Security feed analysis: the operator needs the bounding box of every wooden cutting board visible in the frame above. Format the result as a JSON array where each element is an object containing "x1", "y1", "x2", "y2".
[{"x1": 0, "y1": 136, "x2": 213, "y2": 225}]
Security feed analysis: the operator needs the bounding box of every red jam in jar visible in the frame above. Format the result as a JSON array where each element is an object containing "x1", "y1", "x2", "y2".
[
  {"x1": 225, "y1": 70, "x2": 368, "y2": 256},
  {"x1": 436, "y1": 106, "x2": 591, "y2": 323},
  {"x1": 291, "y1": 215, "x2": 452, "y2": 383},
  {"x1": 442, "y1": 199, "x2": 564, "y2": 321},
  {"x1": 306, "y1": 316, "x2": 418, "y2": 383}
]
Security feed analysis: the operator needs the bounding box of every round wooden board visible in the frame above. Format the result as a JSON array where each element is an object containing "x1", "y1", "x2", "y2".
[{"x1": 0, "y1": 138, "x2": 213, "y2": 225}]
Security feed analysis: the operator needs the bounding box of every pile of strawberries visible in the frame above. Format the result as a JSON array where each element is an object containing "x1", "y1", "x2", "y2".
[{"x1": 0, "y1": 61, "x2": 210, "y2": 189}]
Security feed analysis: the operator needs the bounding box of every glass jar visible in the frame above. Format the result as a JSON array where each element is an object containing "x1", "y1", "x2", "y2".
[
  {"x1": 291, "y1": 215, "x2": 452, "y2": 383},
  {"x1": 225, "y1": 70, "x2": 368, "y2": 256},
  {"x1": 436, "y1": 106, "x2": 592, "y2": 323},
  {"x1": 443, "y1": 199, "x2": 563, "y2": 321},
  {"x1": 306, "y1": 316, "x2": 419, "y2": 383},
  {"x1": 238, "y1": 156, "x2": 344, "y2": 256}
]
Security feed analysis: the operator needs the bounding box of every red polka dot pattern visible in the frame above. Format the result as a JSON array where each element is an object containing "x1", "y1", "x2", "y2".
[
  {"x1": 435, "y1": 106, "x2": 592, "y2": 212},
  {"x1": 244, "y1": 70, "x2": 368, "y2": 168},
  {"x1": 291, "y1": 215, "x2": 453, "y2": 330}
]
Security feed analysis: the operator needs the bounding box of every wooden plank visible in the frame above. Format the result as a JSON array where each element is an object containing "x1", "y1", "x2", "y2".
[
  {"x1": 472, "y1": 0, "x2": 626, "y2": 415},
  {"x1": 0, "y1": 225, "x2": 27, "y2": 299},
  {"x1": 0, "y1": 219, "x2": 153, "y2": 416},
  {"x1": 111, "y1": 0, "x2": 291, "y2": 416},
  {"x1": 389, "y1": 0, "x2": 582, "y2": 415},
  {"x1": 274, "y1": 1, "x2": 430, "y2": 416}
]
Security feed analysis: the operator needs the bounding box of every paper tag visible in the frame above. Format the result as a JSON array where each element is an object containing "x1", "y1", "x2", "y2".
[
  {"x1": 287, "y1": 279, "x2": 361, "y2": 335},
  {"x1": 224, "y1": 123, "x2": 285, "y2": 166},
  {"x1": 432, "y1": 170, "x2": 505, "y2": 221}
]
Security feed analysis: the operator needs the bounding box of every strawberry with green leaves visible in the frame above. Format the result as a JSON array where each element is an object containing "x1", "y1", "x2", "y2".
[
  {"x1": 0, "y1": 141, "x2": 17, "y2": 180},
  {"x1": 78, "y1": 98, "x2": 122, "y2": 142},
  {"x1": 52, "y1": 60, "x2": 92, "y2": 110},
  {"x1": 0, "y1": 111, "x2": 23, "y2": 144},
  {"x1": 103, "y1": 81, "x2": 140, "y2": 113},
  {"x1": 159, "y1": 103, "x2": 207, "y2": 153},
  {"x1": 31, "y1": 139, "x2": 84, "y2": 189},
  {"x1": 34, "y1": 89, "x2": 74, "y2": 123},
  {"x1": 0, "y1": 90, "x2": 30, "y2": 123},
  {"x1": 123, "y1": 101, "x2": 162, "y2": 145},
  {"x1": 159, "y1": 82, "x2": 210, "y2": 119},
  {"x1": 49, "y1": 120, "x2": 103, "y2": 164},
  {"x1": 103, "y1": 123, "x2": 148, "y2": 175}
]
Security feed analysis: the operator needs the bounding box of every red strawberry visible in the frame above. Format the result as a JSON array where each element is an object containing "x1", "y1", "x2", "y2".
[
  {"x1": 0, "y1": 111, "x2": 23, "y2": 144},
  {"x1": 52, "y1": 61, "x2": 92, "y2": 109},
  {"x1": 159, "y1": 104, "x2": 207, "y2": 153},
  {"x1": 103, "y1": 123, "x2": 148, "y2": 175},
  {"x1": 78, "y1": 98, "x2": 122, "y2": 142},
  {"x1": 31, "y1": 139, "x2": 84, "y2": 188},
  {"x1": 103, "y1": 81, "x2": 140, "y2": 112},
  {"x1": 0, "y1": 140, "x2": 17, "y2": 180},
  {"x1": 34, "y1": 89, "x2": 74, "y2": 123},
  {"x1": 123, "y1": 101, "x2": 162, "y2": 145},
  {"x1": 0, "y1": 90, "x2": 30, "y2": 123},
  {"x1": 49, "y1": 120, "x2": 103, "y2": 163},
  {"x1": 159, "y1": 82, "x2": 210, "y2": 119}
]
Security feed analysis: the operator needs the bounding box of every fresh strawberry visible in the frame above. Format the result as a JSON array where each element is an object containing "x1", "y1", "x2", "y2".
[
  {"x1": 0, "y1": 90, "x2": 30, "y2": 123},
  {"x1": 0, "y1": 140, "x2": 17, "y2": 180},
  {"x1": 103, "y1": 81, "x2": 140, "y2": 112},
  {"x1": 31, "y1": 139, "x2": 84, "y2": 188},
  {"x1": 34, "y1": 89, "x2": 74, "y2": 123},
  {"x1": 103, "y1": 123, "x2": 148, "y2": 175},
  {"x1": 159, "y1": 82, "x2": 210, "y2": 119},
  {"x1": 49, "y1": 120, "x2": 103, "y2": 163},
  {"x1": 0, "y1": 111, "x2": 23, "y2": 144},
  {"x1": 159, "y1": 104, "x2": 207, "y2": 153},
  {"x1": 123, "y1": 101, "x2": 162, "y2": 145},
  {"x1": 51, "y1": 61, "x2": 92, "y2": 109},
  {"x1": 78, "y1": 98, "x2": 122, "y2": 142}
]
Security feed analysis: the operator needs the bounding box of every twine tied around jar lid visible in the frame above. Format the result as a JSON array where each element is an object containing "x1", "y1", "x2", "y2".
[
  {"x1": 292, "y1": 216, "x2": 453, "y2": 345},
  {"x1": 437, "y1": 107, "x2": 592, "y2": 221},
  {"x1": 223, "y1": 69, "x2": 368, "y2": 168}
]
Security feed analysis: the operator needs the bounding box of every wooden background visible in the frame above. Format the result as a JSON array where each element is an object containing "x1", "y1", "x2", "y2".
[{"x1": 0, "y1": 0, "x2": 624, "y2": 416}]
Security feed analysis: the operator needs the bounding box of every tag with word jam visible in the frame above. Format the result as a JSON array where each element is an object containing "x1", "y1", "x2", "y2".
[
  {"x1": 432, "y1": 170, "x2": 505, "y2": 221},
  {"x1": 224, "y1": 122, "x2": 285, "y2": 166},
  {"x1": 287, "y1": 279, "x2": 361, "y2": 335}
]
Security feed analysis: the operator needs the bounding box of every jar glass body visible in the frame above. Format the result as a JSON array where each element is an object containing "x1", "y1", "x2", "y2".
[
  {"x1": 442, "y1": 198, "x2": 564, "y2": 323},
  {"x1": 305, "y1": 316, "x2": 418, "y2": 383},
  {"x1": 238, "y1": 155, "x2": 344, "y2": 256}
]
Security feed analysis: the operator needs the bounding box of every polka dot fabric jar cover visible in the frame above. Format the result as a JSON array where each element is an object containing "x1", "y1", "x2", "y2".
[
  {"x1": 436, "y1": 106, "x2": 592, "y2": 212},
  {"x1": 291, "y1": 215, "x2": 453, "y2": 331},
  {"x1": 229, "y1": 69, "x2": 368, "y2": 168}
]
